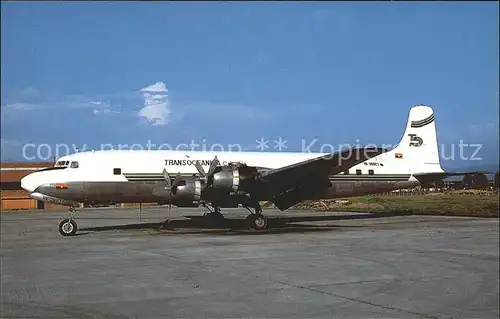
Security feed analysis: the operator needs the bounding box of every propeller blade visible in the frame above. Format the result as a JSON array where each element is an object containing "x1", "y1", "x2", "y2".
[
  {"x1": 194, "y1": 160, "x2": 206, "y2": 177},
  {"x1": 162, "y1": 169, "x2": 171, "y2": 189},
  {"x1": 171, "y1": 173, "x2": 182, "y2": 188},
  {"x1": 207, "y1": 156, "x2": 219, "y2": 177}
]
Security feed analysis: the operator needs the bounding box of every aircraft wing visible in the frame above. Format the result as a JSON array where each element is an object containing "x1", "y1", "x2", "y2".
[{"x1": 258, "y1": 147, "x2": 385, "y2": 210}]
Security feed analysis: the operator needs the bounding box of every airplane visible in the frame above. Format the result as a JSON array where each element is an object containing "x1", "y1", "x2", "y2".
[{"x1": 21, "y1": 105, "x2": 479, "y2": 236}]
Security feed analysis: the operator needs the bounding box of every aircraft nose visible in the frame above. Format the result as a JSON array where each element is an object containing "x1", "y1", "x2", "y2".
[{"x1": 21, "y1": 173, "x2": 38, "y2": 193}]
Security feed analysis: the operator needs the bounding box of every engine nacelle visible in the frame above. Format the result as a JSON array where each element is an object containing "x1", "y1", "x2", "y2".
[
  {"x1": 210, "y1": 163, "x2": 259, "y2": 194},
  {"x1": 169, "y1": 164, "x2": 261, "y2": 205},
  {"x1": 171, "y1": 175, "x2": 202, "y2": 204}
]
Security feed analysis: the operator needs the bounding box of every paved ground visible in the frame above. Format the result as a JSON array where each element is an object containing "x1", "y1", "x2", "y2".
[{"x1": 1, "y1": 206, "x2": 498, "y2": 319}]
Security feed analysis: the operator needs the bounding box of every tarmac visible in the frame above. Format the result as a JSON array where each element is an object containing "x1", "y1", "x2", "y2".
[{"x1": 1, "y1": 206, "x2": 499, "y2": 319}]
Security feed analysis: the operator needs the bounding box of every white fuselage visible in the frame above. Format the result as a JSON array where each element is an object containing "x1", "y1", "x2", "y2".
[
  {"x1": 21, "y1": 149, "x2": 419, "y2": 207},
  {"x1": 20, "y1": 104, "x2": 447, "y2": 207},
  {"x1": 21, "y1": 149, "x2": 416, "y2": 185}
]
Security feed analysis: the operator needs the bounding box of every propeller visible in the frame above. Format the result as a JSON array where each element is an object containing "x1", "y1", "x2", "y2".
[
  {"x1": 171, "y1": 172, "x2": 183, "y2": 191},
  {"x1": 162, "y1": 169, "x2": 171, "y2": 189},
  {"x1": 194, "y1": 156, "x2": 219, "y2": 185},
  {"x1": 162, "y1": 169, "x2": 173, "y2": 217},
  {"x1": 162, "y1": 169, "x2": 183, "y2": 216}
]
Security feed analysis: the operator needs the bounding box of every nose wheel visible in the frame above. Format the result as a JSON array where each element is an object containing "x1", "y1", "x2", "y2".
[
  {"x1": 58, "y1": 207, "x2": 78, "y2": 236},
  {"x1": 59, "y1": 218, "x2": 78, "y2": 236}
]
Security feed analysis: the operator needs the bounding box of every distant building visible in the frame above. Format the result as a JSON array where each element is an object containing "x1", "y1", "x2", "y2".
[
  {"x1": 1, "y1": 162, "x2": 53, "y2": 210},
  {"x1": 443, "y1": 173, "x2": 496, "y2": 190}
]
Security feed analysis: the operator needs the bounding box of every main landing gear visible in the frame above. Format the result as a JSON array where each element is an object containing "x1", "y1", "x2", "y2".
[
  {"x1": 200, "y1": 204, "x2": 226, "y2": 228},
  {"x1": 202, "y1": 204, "x2": 225, "y2": 220},
  {"x1": 58, "y1": 206, "x2": 78, "y2": 236},
  {"x1": 202, "y1": 200, "x2": 268, "y2": 231},
  {"x1": 244, "y1": 200, "x2": 268, "y2": 231}
]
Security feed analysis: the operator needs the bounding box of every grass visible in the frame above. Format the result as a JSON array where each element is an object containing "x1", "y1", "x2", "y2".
[{"x1": 290, "y1": 190, "x2": 499, "y2": 218}]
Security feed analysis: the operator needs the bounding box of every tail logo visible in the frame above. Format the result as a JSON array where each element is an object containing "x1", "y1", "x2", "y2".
[
  {"x1": 411, "y1": 114, "x2": 435, "y2": 128},
  {"x1": 408, "y1": 134, "x2": 423, "y2": 147}
]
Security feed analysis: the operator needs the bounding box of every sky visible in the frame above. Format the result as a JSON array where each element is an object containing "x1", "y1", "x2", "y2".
[{"x1": 1, "y1": 1, "x2": 499, "y2": 170}]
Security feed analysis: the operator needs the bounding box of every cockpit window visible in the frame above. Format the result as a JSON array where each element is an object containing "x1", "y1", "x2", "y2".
[
  {"x1": 70, "y1": 161, "x2": 79, "y2": 168},
  {"x1": 55, "y1": 161, "x2": 72, "y2": 167}
]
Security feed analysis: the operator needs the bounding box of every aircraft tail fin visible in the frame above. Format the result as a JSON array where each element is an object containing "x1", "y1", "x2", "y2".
[{"x1": 391, "y1": 105, "x2": 445, "y2": 174}]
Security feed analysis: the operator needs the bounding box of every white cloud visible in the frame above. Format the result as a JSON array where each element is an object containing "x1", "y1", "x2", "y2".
[
  {"x1": 140, "y1": 82, "x2": 168, "y2": 93},
  {"x1": 3, "y1": 97, "x2": 106, "y2": 112},
  {"x1": 3, "y1": 82, "x2": 322, "y2": 128},
  {"x1": 3, "y1": 89, "x2": 126, "y2": 117},
  {"x1": 138, "y1": 82, "x2": 171, "y2": 126},
  {"x1": 3, "y1": 102, "x2": 37, "y2": 111}
]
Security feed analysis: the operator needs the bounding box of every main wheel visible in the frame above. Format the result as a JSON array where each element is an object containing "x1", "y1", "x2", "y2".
[
  {"x1": 58, "y1": 218, "x2": 78, "y2": 236},
  {"x1": 247, "y1": 214, "x2": 268, "y2": 231}
]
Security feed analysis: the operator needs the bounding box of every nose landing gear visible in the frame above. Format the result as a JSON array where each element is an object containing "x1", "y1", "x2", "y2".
[{"x1": 58, "y1": 207, "x2": 78, "y2": 236}]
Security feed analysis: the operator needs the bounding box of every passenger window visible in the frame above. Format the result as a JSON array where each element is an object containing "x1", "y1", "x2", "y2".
[
  {"x1": 70, "y1": 161, "x2": 79, "y2": 168},
  {"x1": 113, "y1": 168, "x2": 122, "y2": 175},
  {"x1": 356, "y1": 169, "x2": 362, "y2": 175},
  {"x1": 343, "y1": 170, "x2": 349, "y2": 175},
  {"x1": 368, "y1": 169, "x2": 374, "y2": 175}
]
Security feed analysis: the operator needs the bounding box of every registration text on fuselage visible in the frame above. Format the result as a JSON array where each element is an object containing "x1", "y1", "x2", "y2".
[{"x1": 165, "y1": 159, "x2": 229, "y2": 166}]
